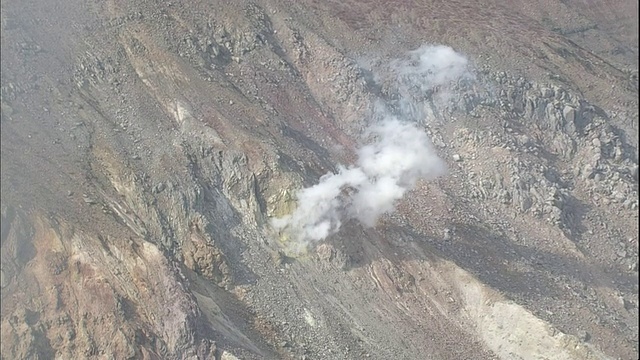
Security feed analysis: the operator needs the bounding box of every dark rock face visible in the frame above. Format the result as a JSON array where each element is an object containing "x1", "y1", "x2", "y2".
[{"x1": 1, "y1": 0, "x2": 637, "y2": 359}]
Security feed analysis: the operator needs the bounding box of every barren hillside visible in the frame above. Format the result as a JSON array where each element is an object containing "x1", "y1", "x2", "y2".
[{"x1": 1, "y1": 0, "x2": 638, "y2": 359}]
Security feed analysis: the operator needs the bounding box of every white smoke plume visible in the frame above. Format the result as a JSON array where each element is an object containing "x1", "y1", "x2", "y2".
[
  {"x1": 272, "y1": 45, "x2": 471, "y2": 247},
  {"x1": 393, "y1": 45, "x2": 470, "y2": 88},
  {"x1": 389, "y1": 44, "x2": 473, "y2": 122}
]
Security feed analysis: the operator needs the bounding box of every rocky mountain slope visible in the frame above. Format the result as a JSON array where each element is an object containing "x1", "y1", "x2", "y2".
[{"x1": 1, "y1": 0, "x2": 638, "y2": 359}]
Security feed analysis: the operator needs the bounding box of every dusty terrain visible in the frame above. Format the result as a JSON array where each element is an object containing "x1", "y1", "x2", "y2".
[{"x1": 1, "y1": 0, "x2": 638, "y2": 359}]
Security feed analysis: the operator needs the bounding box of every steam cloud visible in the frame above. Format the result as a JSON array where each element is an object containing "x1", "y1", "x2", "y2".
[{"x1": 272, "y1": 45, "x2": 470, "y2": 247}]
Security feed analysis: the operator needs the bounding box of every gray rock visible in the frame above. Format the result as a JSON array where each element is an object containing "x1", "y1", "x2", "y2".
[
  {"x1": 541, "y1": 87, "x2": 555, "y2": 98},
  {"x1": 154, "y1": 183, "x2": 166, "y2": 193},
  {"x1": 497, "y1": 189, "x2": 511, "y2": 204},
  {"x1": 577, "y1": 330, "x2": 591, "y2": 342},
  {"x1": 83, "y1": 194, "x2": 96, "y2": 204},
  {"x1": 0, "y1": 269, "x2": 7, "y2": 288},
  {"x1": 562, "y1": 106, "x2": 577, "y2": 133},
  {"x1": 220, "y1": 351, "x2": 240, "y2": 360},
  {"x1": 316, "y1": 244, "x2": 349, "y2": 270}
]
